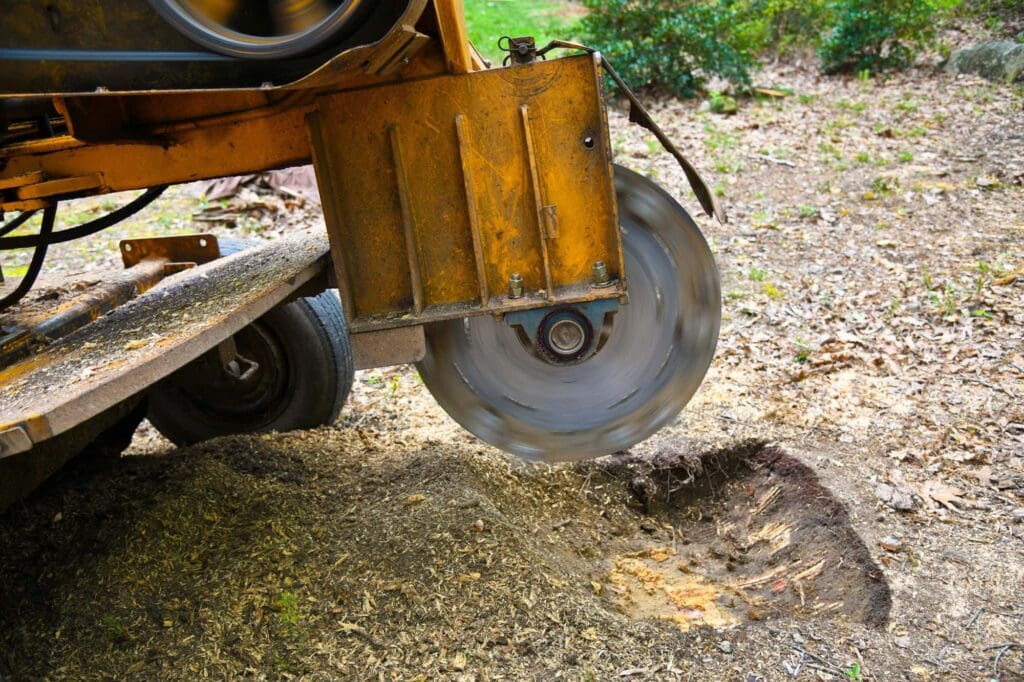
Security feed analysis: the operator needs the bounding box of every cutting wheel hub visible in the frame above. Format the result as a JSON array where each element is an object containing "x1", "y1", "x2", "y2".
[
  {"x1": 417, "y1": 165, "x2": 721, "y2": 462},
  {"x1": 542, "y1": 312, "x2": 589, "y2": 359}
]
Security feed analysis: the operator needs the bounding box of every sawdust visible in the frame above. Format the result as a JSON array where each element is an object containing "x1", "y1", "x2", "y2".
[
  {"x1": 609, "y1": 550, "x2": 740, "y2": 632},
  {"x1": 0, "y1": 435, "x2": 890, "y2": 680}
]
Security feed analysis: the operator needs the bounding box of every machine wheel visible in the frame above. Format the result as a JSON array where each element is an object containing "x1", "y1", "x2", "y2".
[
  {"x1": 416, "y1": 165, "x2": 722, "y2": 462},
  {"x1": 147, "y1": 242, "x2": 353, "y2": 445},
  {"x1": 148, "y1": 0, "x2": 369, "y2": 59}
]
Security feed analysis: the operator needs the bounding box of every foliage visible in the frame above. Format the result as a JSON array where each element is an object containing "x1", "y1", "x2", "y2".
[
  {"x1": 579, "y1": 0, "x2": 756, "y2": 97},
  {"x1": 727, "y1": 0, "x2": 832, "y2": 53},
  {"x1": 818, "y1": 0, "x2": 963, "y2": 74},
  {"x1": 576, "y1": 0, "x2": 967, "y2": 96}
]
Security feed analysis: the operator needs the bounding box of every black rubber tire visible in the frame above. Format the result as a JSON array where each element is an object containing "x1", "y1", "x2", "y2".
[
  {"x1": 147, "y1": 240, "x2": 353, "y2": 446},
  {"x1": 147, "y1": 0, "x2": 369, "y2": 60}
]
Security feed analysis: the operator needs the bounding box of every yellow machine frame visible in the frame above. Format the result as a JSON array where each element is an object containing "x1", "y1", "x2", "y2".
[{"x1": 0, "y1": 0, "x2": 626, "y2": 336}]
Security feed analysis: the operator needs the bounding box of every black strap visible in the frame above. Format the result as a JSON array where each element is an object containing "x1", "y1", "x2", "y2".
[{"x1": 535, "y1": 40, "x2": 727, "y2": 224}]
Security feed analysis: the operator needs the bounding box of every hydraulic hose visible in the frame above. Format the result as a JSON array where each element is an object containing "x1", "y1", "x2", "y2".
[
  {"x1": 0, "y1": 210, "x2": 35, "y2": 238},
  {"x1": 0, "y1": 204, "x2": 56, "y2": 310},
  {"x1": 0, "y1": 186, "x2": 166, "y2": 251}
]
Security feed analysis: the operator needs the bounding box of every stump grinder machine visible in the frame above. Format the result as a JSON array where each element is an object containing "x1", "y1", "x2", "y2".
[{"x1": 0, "y1": 0, "x2": 724, "y2": 509}]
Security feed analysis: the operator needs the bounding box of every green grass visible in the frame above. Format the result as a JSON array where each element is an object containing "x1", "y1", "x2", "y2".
[{"x1": 464, "y1": 0, "x2": 582, "y2": 63}]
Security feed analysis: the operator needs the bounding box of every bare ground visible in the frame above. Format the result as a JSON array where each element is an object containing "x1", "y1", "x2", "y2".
[{"x1": 1, "y1": 60, "x2": 1022, "y2": 681}]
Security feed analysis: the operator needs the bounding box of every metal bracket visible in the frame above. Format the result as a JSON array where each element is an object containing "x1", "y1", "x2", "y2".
[
  {"x1": 499, "y1": 36, "x2": 541, "y2": 66},
  {"x1": 216, "y1": 335, "x2": 260, "y2": 382},
  {"x1": 504, "y1": 298, "x2": 619, "y2": 364},
  {"x1": 120, "y1": 234, "x2": 220, "y2": 269}
]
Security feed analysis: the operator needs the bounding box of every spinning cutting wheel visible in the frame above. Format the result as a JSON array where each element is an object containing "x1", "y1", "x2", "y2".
[
  {"x1": 417, "y1": 166, "x2": 722, "y2": 461},
  {"x1": 148, "y1": 0, "x2": 368, "y2": 58}
]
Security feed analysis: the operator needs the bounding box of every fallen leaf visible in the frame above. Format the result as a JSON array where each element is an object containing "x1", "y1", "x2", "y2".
[
  {"x1": 402, "y1": 494, "x2": 426, "y2": 507},
  {"x1": 917, "y1": 479, "x2": 965, "y2": 511},
  {"x1": 339, "y1": 622, "x2": 367, "y2": 635},
  {"x1": 970, "y1": 466, "x2": 996, "y2": 489}
]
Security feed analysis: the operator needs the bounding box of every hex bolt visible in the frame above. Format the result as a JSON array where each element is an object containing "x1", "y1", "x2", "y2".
[
  {"x1": 508, "y1": 273, "x2": 524, "y2": 299},
  {"x1": 592, "y1": 260, "x2": 612, "y2": 287}
]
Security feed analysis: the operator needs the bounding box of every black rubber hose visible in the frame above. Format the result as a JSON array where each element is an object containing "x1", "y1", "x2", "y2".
[
  {"x1": 0, "y1": 204, "x2": 56, "y2": 311},
  {"x1": 0, "y1": 186, "x2": 166, "y2": 250},
  {"x1": 0, "y1": 210, "x2": 35, "y2": 238}
]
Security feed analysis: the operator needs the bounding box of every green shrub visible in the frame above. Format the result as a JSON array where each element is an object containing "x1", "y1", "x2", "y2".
[
  {"x1": 727, "y1": 0, "x2": 832, "y2": 52},
  {"x1": 580, "y1": 0, "x2": 756, "y2": 97},
  {"x1": 819, "y1": 0, "x2": 962, "y2": 74}
]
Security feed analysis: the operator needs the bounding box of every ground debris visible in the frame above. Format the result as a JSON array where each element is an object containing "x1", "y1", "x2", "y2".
[{"x1": 0, "y1": 435, "x2": 890, "y2": 680}]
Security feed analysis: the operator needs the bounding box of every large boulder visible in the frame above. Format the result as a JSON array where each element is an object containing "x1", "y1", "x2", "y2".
[{"x1": 945, "y1": 40, "x2": 1024, "y2": 83}]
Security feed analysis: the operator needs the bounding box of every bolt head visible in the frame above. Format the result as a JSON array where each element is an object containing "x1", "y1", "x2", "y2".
[
  {"x1": 508, "y1": 273, "x2": 524, "y2": 299},
  {"x1": 592, "y1": 260, "x2": 612, "y2": 286}
]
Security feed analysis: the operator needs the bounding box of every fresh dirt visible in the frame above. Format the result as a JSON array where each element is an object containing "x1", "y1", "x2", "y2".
[{"x1": 1, "y1": 55, "x2": 1023, "y2": 682}]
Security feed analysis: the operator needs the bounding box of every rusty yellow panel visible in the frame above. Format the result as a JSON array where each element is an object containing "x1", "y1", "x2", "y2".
[{"x1": 309, "y1": 54, "x2": 622, "y2": 325}]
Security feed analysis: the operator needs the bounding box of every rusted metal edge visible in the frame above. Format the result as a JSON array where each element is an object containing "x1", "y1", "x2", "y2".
[
  {"x1": 518, "y1": 104, "x2": 555, "y2": 302},
  {"x1": 0, "y1": 230, "x2": 330, "y2": 458},
  {"x1": 453, "y1": 114, "x2": 490, "y2": 307},
  {"x1": 347, "y1": 281, "x2": 624, "y2": 333},
  {"x1": 307, "y1": 114, "x2": 358, "y2": 321},
  {"x1": 388, "y1": 126, "x2": 425, "y2": 315}
]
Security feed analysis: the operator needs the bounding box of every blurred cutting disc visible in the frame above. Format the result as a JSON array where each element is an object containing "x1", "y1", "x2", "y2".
[{"x1": 417, "y1": 165, "x2": 721, "y2": 462}]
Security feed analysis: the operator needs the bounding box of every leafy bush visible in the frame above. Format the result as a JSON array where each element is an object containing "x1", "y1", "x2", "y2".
[
  {"x1": 580, "y1": 0, "x2": 756, "y2": 97},
  {"x1": 727, "y1": 0, "x2": 832, "y2": 53},
  {"x1": 579, "y1": 0, "x2": 964, "y2": 97},
  {"x1": 818, "y1": 0, "x2": 962, "y2": 74}
]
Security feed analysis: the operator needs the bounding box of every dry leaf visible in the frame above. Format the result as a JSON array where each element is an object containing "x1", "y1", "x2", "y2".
[
  {"x1": 402, "y1": 494, "x2": 426, "y2": 507},
  {"x1": 970, "y1": 466, "x2": 996, "y2": 489},
  {"x1": 917, "y1": 479, "x2": 965, "y2": 512}
]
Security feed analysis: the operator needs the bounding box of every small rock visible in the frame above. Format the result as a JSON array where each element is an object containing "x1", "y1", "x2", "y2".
[
  {"x1": 792, "y1": 631, "x2": 805, "y2": 644},
  {"x1": 875, "y1": 483, "x2": 915, "y2": 511},
  {"x1": 945, "y1": 40, "x2": 1024, "y2": 83},
  {"x1": 879, "y1": 536, "x2": 904, "y2": 552},
  {"x1": 718, "y1": 640, "x2": 733, "y2": 654},
  {"x1": 1011, "y1": 508, "x2": 1024, "y2": 524},
  {"x1": 895, "y1": 634, "x2": 911, "y2": 649}
]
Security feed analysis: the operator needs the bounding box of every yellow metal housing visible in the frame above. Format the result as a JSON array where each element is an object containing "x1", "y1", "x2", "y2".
[{"x1": 309, "y1": 54, "x2": 623, "y2": 330}]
